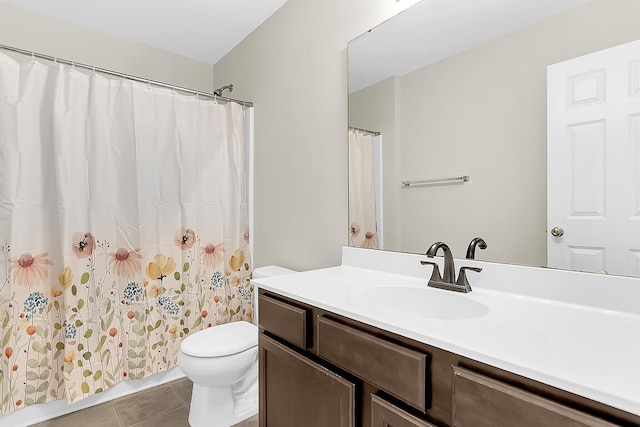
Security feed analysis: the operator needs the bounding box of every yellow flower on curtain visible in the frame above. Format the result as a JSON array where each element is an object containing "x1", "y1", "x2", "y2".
[
  {"x1": 146, "y1": 254, "x2": 176, "y2": 281},
  {"x1": 59, "y1": 266, "x2": 73, "y2": 288},
  {"x1": 148, "y1": 284, "x2": 159, "y2": 298},
  {"x1": 51, "y1": 266, "x2": 74, "y2": 296},
  {"x1": 109, "y1": 248, "x2": 142, "y2": 278},
  {"x1": 229, "y1": 249, "x2": 245, "y2": 272},
  {"x1": 50, "y1": 286, "x2": 63, "y2": 298},
  {"x1": 10, "y1": 252, "x2": 53, "y2": 287}
]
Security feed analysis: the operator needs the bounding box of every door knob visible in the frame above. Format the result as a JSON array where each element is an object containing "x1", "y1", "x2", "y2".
[{"x1": 551, "y1": 226, "x2": 564, "y2": 237}]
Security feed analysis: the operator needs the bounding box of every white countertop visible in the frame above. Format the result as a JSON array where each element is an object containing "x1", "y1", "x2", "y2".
[{"x1": 253, "y1": 247, "x2": 640, "y2": 417}]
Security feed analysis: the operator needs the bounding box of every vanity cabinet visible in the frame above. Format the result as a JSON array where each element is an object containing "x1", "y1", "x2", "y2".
[{"x1": 258, "y1": 290, "x2": 639, "y2": 427}]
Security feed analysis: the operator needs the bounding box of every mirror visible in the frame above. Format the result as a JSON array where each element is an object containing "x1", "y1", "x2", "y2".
[{"x1": 348, "y1": 0, "x2": 640, "y2": 276}]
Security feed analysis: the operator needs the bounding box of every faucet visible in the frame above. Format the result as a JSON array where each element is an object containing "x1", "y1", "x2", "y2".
[
  {"x1": 466, "y1": 237, "x2": 487, "y2": 259},
  {"x1": 420, "y1": 241, "x2": 481, "y2": 293},
  {"x1": 425, "y1": 242, "x2": 456, "y2": 283}
]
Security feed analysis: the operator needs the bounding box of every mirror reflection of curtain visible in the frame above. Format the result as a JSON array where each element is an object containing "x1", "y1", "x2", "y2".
[
  {"x1": 348, "y1": 130, "x2": 378, "y2": 248},
  {"x1": 0, "y1": 52, "x2": 252, "y2": 413}
]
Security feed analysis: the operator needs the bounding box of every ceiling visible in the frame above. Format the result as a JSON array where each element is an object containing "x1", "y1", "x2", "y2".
[{"x1": 1, "y1": 0, "x2": 289, "y2": 65}]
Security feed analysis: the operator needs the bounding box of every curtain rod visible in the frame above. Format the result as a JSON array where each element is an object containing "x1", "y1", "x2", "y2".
[
  {"x1": 349, "y1": 126, "x2": 381, "y2": 136},
  {"x1": 0, "y1": 43, "x2": 253, "y2": 108}
]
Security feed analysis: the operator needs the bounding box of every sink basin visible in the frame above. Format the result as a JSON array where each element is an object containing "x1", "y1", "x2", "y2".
[{"x1": 355, "y1": 286, "x2": 490, "y2": 320}]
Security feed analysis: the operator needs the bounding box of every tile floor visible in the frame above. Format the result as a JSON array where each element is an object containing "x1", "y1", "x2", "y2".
[{"x1": 30, "y1": 378, "x2": 258, "y2": 427}]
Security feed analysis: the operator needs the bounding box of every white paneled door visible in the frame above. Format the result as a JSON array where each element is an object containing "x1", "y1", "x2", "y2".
[{"x1": 548, "y1": 38, "x2": 640, "y2": 276}]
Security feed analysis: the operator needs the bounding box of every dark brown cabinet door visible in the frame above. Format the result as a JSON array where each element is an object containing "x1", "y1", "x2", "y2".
[
  {"x1": 370, "y1": 394, "x2": 436, "y2": 427},
  {"x1": 259, "y1": 333, "x2": 356, "y2": 427}
]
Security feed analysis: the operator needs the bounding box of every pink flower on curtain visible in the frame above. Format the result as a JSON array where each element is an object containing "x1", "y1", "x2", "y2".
[
  {"x1": 201, "y1": 243, "x2": 224, "y2": 268},
  {"x1": 109, "y1": 248, "x2": 142, "y2": 278},
  {"x1": 350, "y1": 223, "x2": 361, "y2": 238},
  {"x1": 174, "y1": 228, "x2": 196, "y2": 250},
  {"x1": 360, "y1": 232, "x2": 377, "y2": 249},
  {"x1": 10, "y1": 252, "x2": 53, "y2": 287},
  {"x1": 244, "y1": 228, "x2": 250, "y2": 244},
  {"x1": 71, "y1": 232, "x2": 96, "y2": 258}
]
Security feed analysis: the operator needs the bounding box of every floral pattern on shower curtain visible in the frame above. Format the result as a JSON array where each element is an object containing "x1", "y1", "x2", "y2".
[
  {"x1": 348, "y1": 130, "x2": 378, "y2": 249},
  {"x1": 0, "y1": 52, "x2": 252, "y2": 414}
]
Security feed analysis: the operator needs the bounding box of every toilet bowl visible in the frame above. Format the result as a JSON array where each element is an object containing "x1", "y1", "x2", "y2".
[
  {"x1": 178, "y1": 265, "x2": 297, "y2": 426},
  {"x1": 178, "y1": 320, "x2": 258, "y2": 427}
]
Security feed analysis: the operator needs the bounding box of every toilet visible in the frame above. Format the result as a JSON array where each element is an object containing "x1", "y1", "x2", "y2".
[{"x1": 178, "y1": 265, "x2": 296, "y2": 427}]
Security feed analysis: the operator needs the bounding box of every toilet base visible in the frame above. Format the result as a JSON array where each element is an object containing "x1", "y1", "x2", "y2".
[{"x1": 188, "y1": 382, "x2": 257, "y2": 427}]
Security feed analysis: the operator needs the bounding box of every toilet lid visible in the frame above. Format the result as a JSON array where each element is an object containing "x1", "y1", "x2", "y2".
[{"x1": 180, "y1": 320, "x2": 258, "y2": 357}]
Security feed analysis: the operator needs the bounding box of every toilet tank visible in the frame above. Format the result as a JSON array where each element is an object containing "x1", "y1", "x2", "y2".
[{"x1": 251, "y1": 265, "x2": 296, "y2": 324}]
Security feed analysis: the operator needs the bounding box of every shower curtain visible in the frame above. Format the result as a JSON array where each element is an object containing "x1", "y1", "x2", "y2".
[
  {"x1": 348, "y1": 130, "x2": 378, "y2": 249},
  {"x1": 0, "y1": 52, "x2": 252, "y2": 414}
]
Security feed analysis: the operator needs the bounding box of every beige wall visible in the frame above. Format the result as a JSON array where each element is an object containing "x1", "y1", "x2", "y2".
[
  {"x1": 349, "y1": 0, "x2": 640, "y2": 267},
  {"x1": 213, "y1": 0, "x2": 406, "y2": 270},
  {"x1": 0, "y1": 2, "x2": 213, "y2": 92}
]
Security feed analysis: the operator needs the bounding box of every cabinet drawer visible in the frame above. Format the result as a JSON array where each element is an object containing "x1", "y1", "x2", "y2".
[
  {"x1": 258, "y1": 293, "x2": 308, "y2": 349},
  {"x1": 452, "y1": 366, "x2": 619, "y2": 427},
  {"x1": 371, "y1": 394, "x2": 436, "y2": 427},
  {"x1": 317, "y1": 316, "x2": 428, "y2": 412}
]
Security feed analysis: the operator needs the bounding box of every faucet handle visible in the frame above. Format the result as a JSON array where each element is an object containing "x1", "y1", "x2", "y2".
[
  {"x1": 420, "y1": 260, "x2": 443, "y2": 283},
  {"x1": 456, "y1": 266, "x2": 482, "y2": 291}
]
